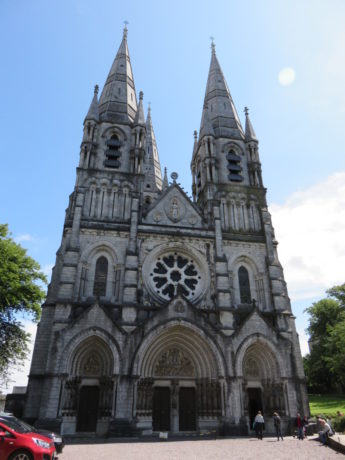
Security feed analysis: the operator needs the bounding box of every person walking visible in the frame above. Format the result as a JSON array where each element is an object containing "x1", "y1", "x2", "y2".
[
  {"x1": 295, "y1": 413, "x2": 304, "y2": 440},
  {"x1": 273, "y1": 412, "x2": 283, "y2": 441},
  {"x1": 254, "y1": 411, "x2": 265, "y2": 440}
]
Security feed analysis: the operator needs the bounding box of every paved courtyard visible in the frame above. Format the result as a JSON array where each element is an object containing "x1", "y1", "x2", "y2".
[{"x1": 58, "y1": 436, "x2": 341, "y2": 459}]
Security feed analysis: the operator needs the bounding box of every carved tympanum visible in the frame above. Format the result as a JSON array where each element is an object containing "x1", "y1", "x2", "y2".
[
  {"x1": 244, "y1": 357, "x2": 260, "y2": 378},
  {"x1": 154, "y1": 348, "x2": 195, "y2": 377},
  {"x1": 82, "y1": 353, "x2": 101, "y2": 376}
]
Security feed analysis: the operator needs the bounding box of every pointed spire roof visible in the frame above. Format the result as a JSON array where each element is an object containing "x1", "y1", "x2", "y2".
[
  {"x1": 144, "y1": 106, "x2": 163, "y2": 190},
  {"x1": 244, "y1": 107, "x2": 258, "y2": 142},
  {"x1": 200, "y1": 41, "x2": 244, "y2": 140},
  {"x1": 98, "y1": 26, "x2": 138, "y2": 123},
  {"x1": 134, "y1": 91, "x2": 146, "y2": 126},
  {"x1": 84, "y1": 85, "x2": 99, "y2": 122},
  {"x1": 192, "y1": 130, "x2": 199, "y2": 162},
  {"x1": 163, "y1": 167, "x2": 169, "y2": 189},
  {"x1": 199, "y1": 104, "x2": 215, "y2": 138}
]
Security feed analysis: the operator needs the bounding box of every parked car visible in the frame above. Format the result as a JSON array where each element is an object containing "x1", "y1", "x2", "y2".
[
  {"x1": 0, "y1": 414, "x2": 64, "y2": 454},
  {"x1": 0, "y1": 418, "x2": 56, "y2": 460}
]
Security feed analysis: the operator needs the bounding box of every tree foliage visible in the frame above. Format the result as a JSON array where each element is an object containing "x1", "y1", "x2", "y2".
[
  {"x1": 0, "y1": 224, "x2": 47, "y2": 387},
  {"x1": 303, "y1": 283, "x2": 345, "y2": 393}
]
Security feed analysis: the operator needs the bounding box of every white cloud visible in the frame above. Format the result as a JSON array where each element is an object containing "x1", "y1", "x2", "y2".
[
  {"x1": 270, "y1": 171, "x2": 345, "y2": 301},
  {"x1": 297, "y1": 328, "x2": 309, "y2": 357},
  {"x1": 14, "y1": 234, "x2": 33, "y2": 243},
  {"x1": 278, "y1": 67, "x2": 296, "y2": 86},
  {"x1": 42, "y1": 264, "x2": 54, "y2": 282},
  {"x1": 0, "y1": 320, "x2": 37, "y2": 395}
]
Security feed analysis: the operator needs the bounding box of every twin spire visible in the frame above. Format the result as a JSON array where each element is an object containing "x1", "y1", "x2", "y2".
[
  {"x1": 85, "y1": 27, "x2": 258, "y2": 148},
  {"x1": 84, "y1": 26, "x2": 150, "y2": 128},
  {"x1": 98, "y1": 25, "x2": 137, "y2": 123},
  {"x1": 198, "y1": 41, "x2": 257, "y2": 144}
]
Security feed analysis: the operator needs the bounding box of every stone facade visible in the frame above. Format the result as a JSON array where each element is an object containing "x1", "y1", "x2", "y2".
[{"x1": 24, "y1": 28, "x2": 309, "y2": 436}]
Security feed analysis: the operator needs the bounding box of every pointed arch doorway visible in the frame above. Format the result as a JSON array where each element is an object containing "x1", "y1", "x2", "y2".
[
  {"x1": 136, "y1": 325, "x2": 223, "y2": 433},
  {"x1": 61, "y1": 336, "x2": 115, "y2": 434}
]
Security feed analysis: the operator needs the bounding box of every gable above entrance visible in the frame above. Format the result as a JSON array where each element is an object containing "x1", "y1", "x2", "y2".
[{"x1": 142, "y1": 183, "x2": 204, "y2": 228}]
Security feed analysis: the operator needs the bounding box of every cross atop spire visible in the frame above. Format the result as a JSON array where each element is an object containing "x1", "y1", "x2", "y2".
[
  {"x1": 123, "y1": 21, "x2": 129, "y2": 39},
  {"x1": 210, "y1": 36, "x2": 216, "y2": 55}
]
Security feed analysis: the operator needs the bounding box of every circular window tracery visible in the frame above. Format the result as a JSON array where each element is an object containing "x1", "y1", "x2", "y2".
[{"x1": 149, "y1": 252, "x2": 202, "y2": 301}]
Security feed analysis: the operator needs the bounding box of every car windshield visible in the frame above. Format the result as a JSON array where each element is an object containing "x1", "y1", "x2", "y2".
[{"x1": 0, "y1": 417, "x2": 34, "y2": 434}]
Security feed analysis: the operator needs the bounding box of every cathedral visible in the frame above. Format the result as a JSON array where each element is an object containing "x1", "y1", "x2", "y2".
[{"x1": 24, "y1": 27, "x2": 309, "y2": 436}]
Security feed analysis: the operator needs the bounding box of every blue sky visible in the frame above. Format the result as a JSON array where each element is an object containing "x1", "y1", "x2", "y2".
[{"x1": 1, "y1": 0, "x2": 345, "y2": 391}]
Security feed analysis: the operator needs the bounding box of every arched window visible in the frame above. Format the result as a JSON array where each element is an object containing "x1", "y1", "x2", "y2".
[
  {"x1": 104, "y1": 134, "x2": 122, "y2": 169},
  {"x1": 239, "y1": 266, "x2": 251, "y2": 303},
  {"x1": 226, "y1": 149, "x2": 243, "y2": 182},
  {"x1": 93, "y1": 256, "x2": 108, "y2": 297}
]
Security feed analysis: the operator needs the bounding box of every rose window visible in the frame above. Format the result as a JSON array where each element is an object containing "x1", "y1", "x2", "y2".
[{"x1": 149, "y1": 252, "x2": 202, "y2": 301}]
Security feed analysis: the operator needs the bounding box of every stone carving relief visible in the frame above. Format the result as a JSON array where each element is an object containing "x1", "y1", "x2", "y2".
[
  {"x1": 165, "y1": 196, "x2": 186, "y2": 223},
  {"x1": 244, "y1": 357, "x2": 260, "y2": 379},
  {"x1": 154, "y1": 348, "x2": 195, "y2": 377},
  {"x1": 82, "y1": 353, "x2": 101, "y2": 376}
]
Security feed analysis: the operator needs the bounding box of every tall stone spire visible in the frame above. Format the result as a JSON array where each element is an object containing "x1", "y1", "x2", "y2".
[
  {"x1": 143, "y1": 106, "x2": 163, "y2": 190},
  {"x1": 200, "y1": 41, "x2": 244, "y2": 139},
  {"x1": 98, "y1": 25, "x2": 138, "y2": 123},
  {"x1": 84, "y1": 85, "x2": 99, "y2": 122}
]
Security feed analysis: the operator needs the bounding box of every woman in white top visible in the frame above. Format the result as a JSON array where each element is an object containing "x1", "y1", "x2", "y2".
[{"x1": 254, "y1": 411, "x2": 265, "y2": 439}]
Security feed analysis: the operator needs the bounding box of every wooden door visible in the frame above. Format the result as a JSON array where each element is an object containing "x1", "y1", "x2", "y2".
[
  {"x1": 76, "y1": 386, "x2": 99, "y2": 432},
  {"x1": 152, "y1": 387, "x2": 170, "y2": 431},
  {"x1": 179, "y1": 387, "x2": 196, "y2": 431}
]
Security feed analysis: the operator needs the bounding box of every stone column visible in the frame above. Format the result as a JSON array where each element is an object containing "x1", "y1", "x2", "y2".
[{"x1": 122, "y1": 196, "x2": 139, "y2": 324}]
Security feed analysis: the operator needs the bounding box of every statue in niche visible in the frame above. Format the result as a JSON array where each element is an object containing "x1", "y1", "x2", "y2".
[
  {"x1": 154, "y1": 348, "x2": 195, "y2": 377},
  {"x1": 244, "y1": 357, "x2": 260, "y2": 379},
  {"x1": 165, "y1": 196, "x2": 185, "y2": 223},
  {"x1": 82, "y1": 353, "x2": 101, "y2": 376},
  {"x1": 170, "y1": 198, "x2": 180, "y2": 221}
]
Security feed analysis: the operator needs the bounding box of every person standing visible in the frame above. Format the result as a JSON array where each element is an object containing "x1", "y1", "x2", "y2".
[
  {"x1": 302, "y1": 416, "x2": 309, "y2": 438},
  {"x1": 273, "y1": 412, "x2": 283, "y2": 441},
  {"x1": 254, "y1": 411, "x2": 265, "y2": 440},
  {"x1": 295, "y1": 413, "x2": 303, "y2": 440}
]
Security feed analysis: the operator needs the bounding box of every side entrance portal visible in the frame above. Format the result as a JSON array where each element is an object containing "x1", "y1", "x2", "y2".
[{"x1": 76, "y1": 386, "x2": 99, "y2": 432}]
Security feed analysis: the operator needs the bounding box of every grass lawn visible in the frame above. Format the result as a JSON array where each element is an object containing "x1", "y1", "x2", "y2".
[{"x1": 309, "y1": 394, "x2": 345, "y2": 417}]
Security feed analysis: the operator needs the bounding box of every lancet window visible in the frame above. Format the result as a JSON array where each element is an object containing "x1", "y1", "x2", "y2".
[
  {"x1": 239, "y1": 265, "x2": 251, "y2": 303},
  {"x1": 93, "y1": 256, "x2": 108, "y2": 297}
]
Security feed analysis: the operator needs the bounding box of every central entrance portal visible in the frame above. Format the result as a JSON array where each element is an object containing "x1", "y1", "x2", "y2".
[
  {"x1": 247, "y1": 388, "x2": 263, "y2": 429},
  {"x1": 152, "y1": 387, "x2": 171, "y2": 431},
  {"x1": 76, "y1": 386, "x2": 99, "y2": 432},
  {"x1": 179, "y1": 387, "x2": 196, "y2": 431}
]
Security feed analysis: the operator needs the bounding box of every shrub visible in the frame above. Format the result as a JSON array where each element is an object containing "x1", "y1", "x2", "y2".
[{"x1": 333, "y1": 416, "x2": 345, "y2": 433}]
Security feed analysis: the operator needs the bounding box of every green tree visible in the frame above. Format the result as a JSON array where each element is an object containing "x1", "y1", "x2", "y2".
[
  {"x1": 303, "y1": 283, "x2": 345, "y2": 393},
  {"x1": 0, "y1": 224, "x2": 46, "y2": 387},
  {"x1": 325, "y1": 320, "x2": 345, "y2": 392}
]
